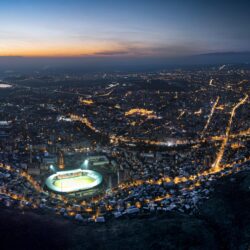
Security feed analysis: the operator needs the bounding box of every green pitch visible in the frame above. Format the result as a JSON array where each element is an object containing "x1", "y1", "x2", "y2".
[{"x1": 53, "y1": 175, "x2": 95, "y2": 189}]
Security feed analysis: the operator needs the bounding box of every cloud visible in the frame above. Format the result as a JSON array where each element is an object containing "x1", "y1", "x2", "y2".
[
  {"x1": 92, "y1": 50, "x2": 130, "y2": 56},
  {"x1": 88, "y1": 41, "x2": 207, "y2": 58}
]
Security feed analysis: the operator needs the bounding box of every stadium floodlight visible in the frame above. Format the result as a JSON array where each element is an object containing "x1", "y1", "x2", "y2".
[
  {"x1": 84, "y1": 159, "x2": 89, "y2": 169},
  {"x1": 50, "y1": 165, "x2": 55, "y2": 172}
]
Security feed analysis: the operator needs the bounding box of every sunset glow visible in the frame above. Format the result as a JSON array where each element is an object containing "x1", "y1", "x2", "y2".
[
  {"x1": 0, "y1": 41, "x2": 132, "y2": 57},
  {"x1": 1, "y1": 1, "x2": 249, "y2": 58}
]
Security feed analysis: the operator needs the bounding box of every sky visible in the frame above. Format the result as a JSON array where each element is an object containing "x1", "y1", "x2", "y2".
[{"x1": 0, "y1": 0, "x2": 250, "y2": 58}]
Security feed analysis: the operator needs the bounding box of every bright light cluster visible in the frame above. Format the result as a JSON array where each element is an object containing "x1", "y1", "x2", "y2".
[
  {"x1": 79, "y1": 98, "x2": 94, "y2": 105},
  {"x1": 125, "y1": 108, "x2": 157, "y2": 119},
  {"x1": 45, "y1": 169, "x2": 103, "y2": 193}
]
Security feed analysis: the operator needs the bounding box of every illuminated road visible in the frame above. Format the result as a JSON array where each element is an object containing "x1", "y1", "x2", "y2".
[
  {"x1": 96, "y1": 89, "x2": 114, "y2": 97},
  {"x1": 212, "y1": 94, "x2": 248, "y2": 171},
  {"x1": 53, "y1": 90, "x2": 90, "y2": 98},
  {"x1": 125, "y1": 108, "x2": 157, "y2": 119},
  {"x1": 0, "y1": 163, "x2": 42, "y2": 193},
  {"x1": 201, "y1": 96, "x2": 220, "y2": 137},
  {"x1": 70, "y1": 114, "x2": 100, "y2": 133}
]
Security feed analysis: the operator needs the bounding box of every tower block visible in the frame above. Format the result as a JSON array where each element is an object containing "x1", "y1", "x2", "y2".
[{"x1": 58, "y1": 150, "x2": 65, "y2": 170}]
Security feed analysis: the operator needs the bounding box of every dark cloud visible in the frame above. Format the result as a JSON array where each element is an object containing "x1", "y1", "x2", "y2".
[
  {"x1": 91, "y1": 50, "x2": 129, "y2": 56},
  {"x1": 88, "y1": 42, "x2": 206, "y2": 58}
]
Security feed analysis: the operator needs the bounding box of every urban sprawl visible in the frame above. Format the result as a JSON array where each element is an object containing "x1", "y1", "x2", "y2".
[{"x1": 0, "y1": 64, "x2": 250, "y2": 223}]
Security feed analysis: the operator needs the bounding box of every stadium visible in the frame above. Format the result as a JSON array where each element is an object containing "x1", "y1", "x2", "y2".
[{"x1": 45, "y1": 169, "x2": 103, "y2": 193}]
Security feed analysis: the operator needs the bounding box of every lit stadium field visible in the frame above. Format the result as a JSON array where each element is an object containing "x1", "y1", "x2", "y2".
[{"x1": 45, "y1": 169, "x2": 103, "y2": 193}]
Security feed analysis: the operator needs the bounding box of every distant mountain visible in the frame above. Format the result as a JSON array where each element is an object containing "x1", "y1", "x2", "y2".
[
  {"x1": 183, "y1": 51, "x2": 250, "y2": 65},
  {"x1": 0, "y1": 52, "x2": 250, "y2": 73}
]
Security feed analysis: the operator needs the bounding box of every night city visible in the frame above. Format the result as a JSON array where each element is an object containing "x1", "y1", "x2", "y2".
[{"x1": 0, "y1": 1, "x2": 250, "y2": 249}]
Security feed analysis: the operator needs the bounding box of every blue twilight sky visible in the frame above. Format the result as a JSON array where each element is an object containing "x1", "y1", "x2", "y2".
[{"x1": 0, "y1": 0, "x2": 250, "y2": 57}]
